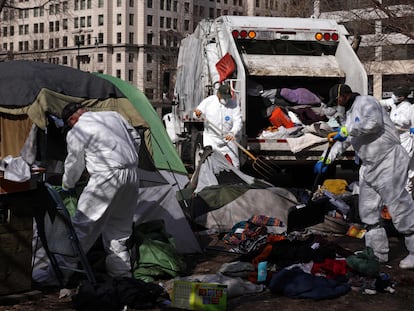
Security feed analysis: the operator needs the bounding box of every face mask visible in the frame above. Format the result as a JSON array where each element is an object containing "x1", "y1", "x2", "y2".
[
  {"x1": 220, "y1": 98, "x2": 227, "y2": 105},
  {"x1": 391, "y1": 94, "x2": 399, "y2": 104}
]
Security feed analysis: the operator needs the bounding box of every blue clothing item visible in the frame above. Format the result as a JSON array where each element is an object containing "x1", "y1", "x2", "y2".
[
  {"x1": 333, "y1": 132, "x2": 347, "y2": 142},
  {"x1": 410, "y1": 128, "x2": 414, "y2": 135},
  {"x1": 268, "y1": 267, "x2": 351, "y2": 300},
  {"x1": 314, "y1": 160, "x2": 328, "y2": 174}
]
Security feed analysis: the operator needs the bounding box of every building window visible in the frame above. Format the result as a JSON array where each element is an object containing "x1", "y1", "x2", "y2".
[
  {"x1": 40, "y1": 23, "x2": 44, "y2": 33},
  {"x1": 129, "y1": 14, "x2": 134, "y2": 26},
  {"x1": 117, "y1": 14, "x2": 122, "y2": 25},
  {"x1": 116, "y1": 53, "x2": 121, "y2": 62},
  {"x1": 147, "y1": 15, "x2": 153, "y2": 27},
  {"x1": 87, "y1": 16, "x2": 92, "y2": 27},
  {"x1": 63, "y1": 36, "x2": 68, "y2": 47},
  {"x1": 128, "y1": 69, "x2": 134, "y2": 82},
  {"x1": 81, "y1": 0, "x2": 86, "y2": 10},
  {"x1": 166, "y1": 17, "x2": 171, "y2": 28},
  {"x1": 98, "y1": 15, "x2": 104, "y2": 26},
  {"x1": 160, "y1": 0, "x2": 164, "y2": 10},
  {"x1": 80, "y1": 16, "x2": 86, "y2": 28},
  {"x1": 49, "y1": 21, "x2": 54, "y2": 32},
  {"x1": 55, "y1": 21, "x2": 60, "y2": 32},
  {"x1": 147, "y1": 0, "x2": 151, "y2": 8},
  {"x1": 184, "y1": 2, "x2": 189, "y2": 13},
  {"x1": 98, "y1": 32, "x2": 104, "y2": 44},
  {"x1": 33, "y1": 40, "x2": 38, "y2": 50},
  {"x1": 146, "y1": 70, "x2": 152, "y2": 81},
  {"x1": 98, "y1": 0, "x2": 104, "y2": 8},
  {"x1": 147, "y1": 33, "x2": 153, "y2": 45},
  {"x1": 147, "y1": 53, "x2": 152, "y2": 63},
  {"x1": 173, "y1": 18, "x2": 177, "y2": 30},
  {"x1": 97, "y1": 53, "x2": 103, "y2": 62},
  {"x1": 129, "y1": 32, "x2": 134, "y2": 44},
  {"x1": 160, "y1": 17, "x2": 164, "y2": 28},
  {"x1": 116, "y1": 69, "x2": 121, "y2": 78},
  {"x1": 74, "y1": 17, "x2": 79, "y2": 28},
  {"x1": 34, "y1": 23, "x2": 38, "y2": 33},
  {"x1": 117, "y1": 32, "x2": 122, "y2": 43},
  {"x1": 184, "y1": 20, "x2": 189, "y2": 31},
  {"x1": 49, "y1": 38, "x2": 54, "y2": 49},
  {"x1": 63, "y1": 56, "x2": 68, "y2": 64},
  {"x1": 117, "y1": 0, "x2": 121, "y2": 7},
  {"x1": 383, "y1": 44, "x2": 414, "y2": 61},
  {"x1": 173, "y1": 0, "x2": 177, "y2": 11},
  {"x1": 63, "y1": 19, "x2": 68, "y2": 30},
  {"x1": 55, "y1": 38, "x2": 59, "y2": 48},
  {"x1": 128, "y1": 53, "x2": 134, "y2": 62}
]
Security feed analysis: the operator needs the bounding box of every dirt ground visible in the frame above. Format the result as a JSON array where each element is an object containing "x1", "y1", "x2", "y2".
[{"x1": 1, "y1": 233, "x2": 414, "y2": 311}]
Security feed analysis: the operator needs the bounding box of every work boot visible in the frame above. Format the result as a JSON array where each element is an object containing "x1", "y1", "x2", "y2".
[{"x1": 399, "y1": 253, "x2": 414, "y2": 269}]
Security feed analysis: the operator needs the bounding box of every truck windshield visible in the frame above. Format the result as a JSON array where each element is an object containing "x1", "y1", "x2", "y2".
[{"x1": 235, "y1": 39, "x2": 338, "y2": 56}]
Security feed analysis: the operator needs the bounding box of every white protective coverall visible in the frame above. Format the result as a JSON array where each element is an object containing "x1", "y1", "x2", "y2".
[
  {"x1": 62, "y1": 111, "x2": 140, "y2": 278},
  {"x1": 196, "y1": 95, "x2": 242, "y2": 168},
  {"x1": 380, "y1": 97, "x2": 414, "y2": 195},
  {"x1": 325, "y1": 95, "x2": 414, "y2": 262}
]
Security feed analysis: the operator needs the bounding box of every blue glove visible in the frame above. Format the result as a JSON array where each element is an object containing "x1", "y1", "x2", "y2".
[
  {"x1": 410, "y1": 128, "x2": 414, "y2": 135},
  {"x1": 314, "y1": 160, "x2": 328, "y2": 174},
  {"x1": 332, "y1": 126, "x2": 348, "y2": 142},
  {"x1": 60, "y1": 183, "x2": 76, "y2": 196}
]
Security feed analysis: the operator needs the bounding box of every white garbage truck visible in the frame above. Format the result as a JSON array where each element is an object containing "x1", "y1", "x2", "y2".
[{"x1": 170, "y1": 15, "x2": 367, "y2": 182}]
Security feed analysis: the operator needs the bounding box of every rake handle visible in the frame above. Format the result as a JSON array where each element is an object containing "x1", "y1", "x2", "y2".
[{"x1": 199, "y1": 114, "x2": 258, "y2": 161}]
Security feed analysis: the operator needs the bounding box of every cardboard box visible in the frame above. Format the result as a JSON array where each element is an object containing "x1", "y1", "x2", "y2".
[{"x1": 171, "y1": 280, "x2": 227, "y2": 311}]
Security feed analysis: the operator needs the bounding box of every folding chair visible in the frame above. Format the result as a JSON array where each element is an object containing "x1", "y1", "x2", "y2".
[{"x1": 34, "y1": 182, "x2": 96, "y2": 287}]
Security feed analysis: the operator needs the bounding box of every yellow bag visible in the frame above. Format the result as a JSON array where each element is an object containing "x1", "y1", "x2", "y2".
[{"x1": 322, "y1": 179, "x2": 348, "y2": 195}]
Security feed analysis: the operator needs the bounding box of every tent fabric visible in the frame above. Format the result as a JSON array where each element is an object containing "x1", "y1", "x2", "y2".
[
  {"x1": 188, "y1": 149, "x2": 299, "y2": 232},
  {"x1": 0, "y1": 114, "x2": 33, "y2": 157},
  {"x1": 0, "y1": 60, "x2": 124, "y2": 108},
  {"x1": 96, "y1": 73, "x2": 187, "y2": 175},
  {"x1": 0, "y1": 61, "x2": 199, "y2": 255}
]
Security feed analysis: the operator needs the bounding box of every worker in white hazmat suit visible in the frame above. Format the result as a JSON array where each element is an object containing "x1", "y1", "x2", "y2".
[
  {"x1": 194, "y1": 83, "x2": 243, "y2": 168},
  {"x1": 379, "y1": 86, "x2": 414, "y2": 196},
  {"x1": 58, "y1": 103, "x2": 140, "y2": 281},
  {"x1": 314, "y1": 84, "x2": 414, "y2": 269}
]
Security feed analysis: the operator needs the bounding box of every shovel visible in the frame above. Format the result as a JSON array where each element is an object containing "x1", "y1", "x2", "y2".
[{"x1": 201, "y1": 115, "x2": 281, "y2": 181}]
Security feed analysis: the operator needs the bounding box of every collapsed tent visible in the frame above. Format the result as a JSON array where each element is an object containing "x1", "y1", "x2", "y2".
[
  {"x1": 0, "y1": 60, "x2": 200, "y2": 254},
  {"x1": 183, "y1": 148, "x2": 300, "y2": 233}
]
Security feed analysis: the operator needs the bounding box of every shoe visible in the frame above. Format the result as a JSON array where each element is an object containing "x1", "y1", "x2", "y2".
[{"x1": 399, "y1": 253, "x2": 414, "y2": 269}]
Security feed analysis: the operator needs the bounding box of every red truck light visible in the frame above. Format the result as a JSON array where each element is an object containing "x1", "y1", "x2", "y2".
[{"x1": 232, "y1": 30, "x2": 256, "y2": 39}]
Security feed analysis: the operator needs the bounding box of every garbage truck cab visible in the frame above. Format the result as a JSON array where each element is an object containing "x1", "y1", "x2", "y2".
[{"x1": 171, "y1": 15, "x2": 367, "y2": 179}]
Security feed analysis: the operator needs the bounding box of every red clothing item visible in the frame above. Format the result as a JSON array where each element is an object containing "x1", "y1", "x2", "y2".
[{"x1": 311, "y1": 258, "x2": 349, "y2": 279}]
